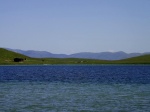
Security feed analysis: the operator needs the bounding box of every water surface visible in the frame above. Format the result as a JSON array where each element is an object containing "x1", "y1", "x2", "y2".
[{"x1": 0, "y1": 65, "x2": 150, "y2": 111}]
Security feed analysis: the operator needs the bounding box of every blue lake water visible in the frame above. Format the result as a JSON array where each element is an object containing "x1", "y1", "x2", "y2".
[{"x1": 0, "y1": 65, "x2": 150, "y2": 112}]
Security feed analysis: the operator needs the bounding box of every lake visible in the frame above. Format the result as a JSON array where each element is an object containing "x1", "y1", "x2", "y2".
[{"x1": 0, "y1": 65, "x2": 150, "y2": 112}]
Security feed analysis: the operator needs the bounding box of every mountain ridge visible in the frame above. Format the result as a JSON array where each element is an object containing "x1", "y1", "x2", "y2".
[
  {"x1": 6, "y1": 48, "x2": 149, "y2": 60},
  {"x1": 1, "y1": 48, "x2": 150, "y2": 65}
]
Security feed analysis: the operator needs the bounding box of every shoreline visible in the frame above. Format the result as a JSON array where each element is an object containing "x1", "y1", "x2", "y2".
[{"x1": 0, "y1": 63, "x2": 150, "y2": 66}]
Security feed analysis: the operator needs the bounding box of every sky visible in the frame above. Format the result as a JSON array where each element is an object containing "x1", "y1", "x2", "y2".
[{"x1": 0, "y1": 0, "x2": 150, "y2": 54}]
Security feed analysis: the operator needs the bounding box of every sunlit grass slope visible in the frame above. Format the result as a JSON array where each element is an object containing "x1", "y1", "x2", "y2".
[
  {"x1": 0, "y1": 48, "x2": 108, "y2": 65},
  {"x1": 0, "y1": 48, "x2": 29, "y2": 64},
  {"x1": 0, "y1": 48, "x2": 150, "y2": 65},
  {"x1": 114, "y1": 54, "x2": 150, "y2": 64}
]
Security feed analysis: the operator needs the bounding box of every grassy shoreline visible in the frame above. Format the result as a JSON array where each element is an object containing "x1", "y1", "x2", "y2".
[
  {"x1": 1, "y1": 57, "x2": 150, "y2": 65},
  {"x1": 0, "y1": 48, "x2": 150, "y2": 65}
]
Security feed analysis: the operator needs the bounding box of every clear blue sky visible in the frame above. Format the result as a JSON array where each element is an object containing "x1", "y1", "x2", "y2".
[{"x1": 0, "y1": 0, "x2": 150, "y2": 54}]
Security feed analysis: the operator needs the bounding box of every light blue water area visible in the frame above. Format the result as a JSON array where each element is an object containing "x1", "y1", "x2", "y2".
[
  {"x1": 0, "y1": 82, "x2": 150, "y2": 112},
  {"x1": 0, "y1": 65, "x2": 150, "y2": 111}
]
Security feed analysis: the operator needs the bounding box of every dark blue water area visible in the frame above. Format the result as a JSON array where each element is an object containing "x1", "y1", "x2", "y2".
[{"x1": 0, "y1": 65, "x2": 150, "y2": 84}]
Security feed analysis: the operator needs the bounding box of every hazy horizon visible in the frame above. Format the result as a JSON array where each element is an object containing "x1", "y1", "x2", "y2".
[
  {"x1": 5, "y1": 47, "x2": 150, "y2": 55},
  {"x1": 0, "y1": 0, "x2": 150, "y2": 54}
]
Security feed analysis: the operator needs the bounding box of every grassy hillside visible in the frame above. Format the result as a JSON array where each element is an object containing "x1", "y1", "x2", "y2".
[
  {"x1": 0, "y1": 48, "x2": 150, "y2": 65},
  {"x1": 0, "y1": 48, "x2": 104, "y2": 65},
  {"x1": 114, "y1": 54, "x2": 150, "y2": 64},
  {"x1": 0, "y1": 48, "x2": 29, "y2": 64}
]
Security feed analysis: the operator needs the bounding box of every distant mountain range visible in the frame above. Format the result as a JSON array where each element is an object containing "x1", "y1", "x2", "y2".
[{"x1": 6, "y1": 48, "x2": 149, "y2": 60}]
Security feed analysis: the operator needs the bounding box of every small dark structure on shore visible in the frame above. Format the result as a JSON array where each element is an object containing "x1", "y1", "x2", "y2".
[{"x1": 14, "y1": 58, "x2": 24, "y2": 62}]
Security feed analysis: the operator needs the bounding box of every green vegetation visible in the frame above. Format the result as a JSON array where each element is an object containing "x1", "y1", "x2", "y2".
[
  {"x1": 0, "y1": 48, "x2": 150, "y2": 65},
  {"x1": 114, "y1": 54, "x2": 150, "y2": 64}
]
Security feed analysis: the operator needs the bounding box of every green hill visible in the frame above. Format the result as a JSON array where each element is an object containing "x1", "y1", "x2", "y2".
[
  {"x1": 0, "y1": 48, "x2": 150, "y2": 65},
  {"x1": 114, "y1": 54, "x2": 150, "y2": 64},
  {"x1": 0, "y1": 48, "x2": 29, "y2": 64},
  {"x1": 0, "y1": 48, "x2": 27, "y2": 59}
]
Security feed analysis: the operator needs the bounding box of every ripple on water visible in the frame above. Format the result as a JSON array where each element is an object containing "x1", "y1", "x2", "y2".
[{"x1": 0, "y1": 82, "x2": 150, "y2": 112}]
